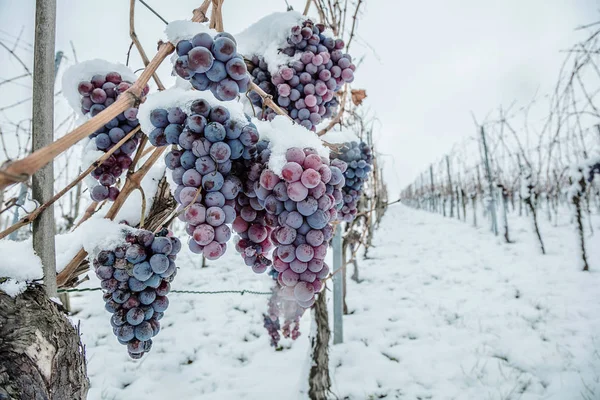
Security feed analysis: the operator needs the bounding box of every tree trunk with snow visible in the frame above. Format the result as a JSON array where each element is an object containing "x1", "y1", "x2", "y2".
[
  {"x1": 525, "y1": 195, "x2": 545, "y2": 255},
  {"x1": 308, "y1": 291, "x2": 332, "y2": 400},
  {"x1": 0, "y1": 286, "x2": 89, "y2": 400},
  {"x1": 570, "y1": 175, "x2": 589, "y2": 271}
]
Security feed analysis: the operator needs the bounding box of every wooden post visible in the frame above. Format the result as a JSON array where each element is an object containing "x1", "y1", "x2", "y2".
[
  {"x1": 32, "y1": 0, "x2": 58, "y2": 298},
  {"x1": 332, "y1": 224, "x2": 343, "y2": 344}
]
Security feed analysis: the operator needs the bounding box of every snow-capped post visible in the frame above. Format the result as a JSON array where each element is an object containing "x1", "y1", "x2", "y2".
[
  {"x1": 31, "y1": 0, "x2": 58, "y2": 297},
  {"x1": 429, "y1": 164, "x2": 435, "y2": 212},
  {"x1": 498, "y1": 184, "x2": 511, "y2": 243},
  {"x1": 480, "y1": 127, "x2": 498, "y2": 236},
  {"x1": 333, "y1": 223, "x2": 343, "y2": 344},
  {"x1": 446, "y1": 155, "x2": 454, "y2": 218}
]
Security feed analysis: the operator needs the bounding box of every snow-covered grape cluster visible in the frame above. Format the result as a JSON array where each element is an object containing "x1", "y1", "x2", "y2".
[
  {"x1": 233, "y1": 144, "x2": 346, "y2": 308},
  {"x1": 93, "y1": 227, "x2": 181, "y2": 358},
  {"x1": 333, "y1": 141, "x2": 373, "y2": 221},
  {"x1": 248, "y1": 18, "x2": 354, "y2": 131},
  {"x1": 262, "y1": 280, "x2": 307, "y2": 347},
  {"x1": 173, "y1": 32, "x2": 250, "y2": 101},
  {"x1": 263, "y1": 285, "x2": 282, "y2": 347},
  {"x1": 149, "y1": 98, "x2": 258, "y2": 259},
  {"x1": 78, "y1": 72, "x2": 149, "y2": 202}
]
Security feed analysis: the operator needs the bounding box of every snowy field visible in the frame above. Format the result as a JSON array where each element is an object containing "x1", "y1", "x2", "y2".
[{"x1": 70, "y1": 204, "x2": 600, "y2": 399}]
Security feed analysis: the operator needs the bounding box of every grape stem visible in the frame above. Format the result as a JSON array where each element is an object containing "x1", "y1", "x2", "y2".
[
  {"x1": 209, "y1": 0, "x2": 225, "y2": 32},
  {"x1": 0, "y1": 126, "x2": 140, "y2": 240},
  {"x1": 317, "y1": 85, "x2": 347, "y2": 136},
  {"x1": 137, "y1": 186, "x2": 147, "y2": 229},
  {"x1": 153, "y1": 187, "x2": 202, "y2": 233},
  {"x1": 248, "y1": 81, "x2": 293, "y2": 120},
  {"x1": 303, "y1": 0, "x2": 311, "y2": 16},
  {"x1": 128, "y1": 134, "x2": 148, "y2": 175},
  {"x1": 72, "y1": 201, "x2": 99, "y2": 231}
]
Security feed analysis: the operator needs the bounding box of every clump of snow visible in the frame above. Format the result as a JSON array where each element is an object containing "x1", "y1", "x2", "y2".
[
  {"x1": 76, "y1": 218, "x2": 135, "y2": 258},
  {"x1": 61, "y1": 60, "x2": 139, "y2": 119},
  {"x1": 80, "y1": 138, "x2": 103, "y2": 191},
  {"x1": 320, "y1": 128, "x2": 359, "y2": 145},
  {"x1": 255, "y1": 116, "x2": 329, "y2": 176},
  {"x1": 55, "y1": 218, "x2": 136, "y2": 272},
  {"x1": 165, "y1": 20, "x2": 215, "y2": 44},
  {"x1": 138, "y1": 87, "x2": 249, "y2": 135},
  {"x1": 236, "y1": 11, "x2": 306, "y2": 76},
  {"x1": 0, "y1": 239, "x2": 43, "y2": 297},
  {"x1": 115, "y1": 159, "x2": 166, "y2": 227}
]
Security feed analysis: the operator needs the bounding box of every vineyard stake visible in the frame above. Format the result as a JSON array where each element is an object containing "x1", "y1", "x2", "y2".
[
  {"x1": 32, "y1": 0, "x2": 58, "y2": 297},
  {"x1": 332, "y1": 223, "x2": 343, "y2": 344}
]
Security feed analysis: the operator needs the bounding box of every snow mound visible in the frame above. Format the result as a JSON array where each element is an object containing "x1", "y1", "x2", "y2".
[
  {"x1": 320, "y1": 128, "x2": 359, "y2": 145},
  {"x1": 0, "y1": 239, "x2": 43, "y2": 297},
  {"x1": 115, "y1": 159, "x2": 166, "y2": 227},
  {"x1": 236, "y1": 11, "x2": 305, "y2": 76},
  {"x1": 61, "y1": 59, "x2": 139, "y2": 119},
  {"x1": 255, "y1": 116, "x2": 329, "y2": 177},
  {"x1": 165, "y1": 20, "x2": 215, "y2": 44},
  {"x1": 80, "y1": 138, "x2": 103, "y2": 191},
  {"x1": 138, "y1": 86, "x2": 249, "y2": 135}
]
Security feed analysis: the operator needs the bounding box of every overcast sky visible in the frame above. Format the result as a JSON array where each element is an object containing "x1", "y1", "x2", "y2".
[{"x1": 0, "y1": 0, "x2": 598, "y2": 197}]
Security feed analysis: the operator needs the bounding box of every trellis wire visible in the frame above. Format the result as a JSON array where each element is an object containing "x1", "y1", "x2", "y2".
[{"x1": 57, "y1": 287, "x2": 272, "y2": 296}]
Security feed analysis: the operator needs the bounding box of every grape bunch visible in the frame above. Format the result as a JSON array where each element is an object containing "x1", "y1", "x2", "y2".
[
  {"x1": 152, "y1": 98, "x2": 259, "y2": 259},
  {"x1": 92, "y1": 227, "x2": 181, "y2": 359},
  {"x1": 232, "y1": 140, "x2": 276, "y2": 273},
  {"x1": 263, "y1": 285, "x2": 282, "y2": 347},
  {"x1": 261, "y1": 147, "x2": 346, "y2": 307},
  {"x1": 78, "y1": 72, "x2": 149, "y2": 202},
  {"x1": 173, "y1": 32, "x2": 250, "y2": 101},
  {"x1": 333, "y1": 141, "x2": 373, "y2": 222},
  {"x1": 247, "y1": 18, "x2": 355, "y2": 131}
]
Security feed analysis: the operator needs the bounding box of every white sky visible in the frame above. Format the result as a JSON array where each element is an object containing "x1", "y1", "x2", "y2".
[{"x1": 0, "y1": 0, "x2": 597, "y2": 198}]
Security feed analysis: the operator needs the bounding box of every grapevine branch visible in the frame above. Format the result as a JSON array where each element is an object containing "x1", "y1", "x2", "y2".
[
  {"x1": 0, "y1": 4, "x2": 210, "y2": 190},
  {"x1": 0, "y1": 126, "x2": 141, "y2": 240}
]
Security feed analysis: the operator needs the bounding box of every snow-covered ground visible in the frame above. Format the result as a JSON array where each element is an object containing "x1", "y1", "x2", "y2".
[{"x1": 70, "y1": 204, "x2": 600, "y2": 399}]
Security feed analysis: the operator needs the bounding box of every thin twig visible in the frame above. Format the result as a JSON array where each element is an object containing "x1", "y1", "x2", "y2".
[
  {"x1": 0, "y1": 127, "x2": 140, "y2": 240},
  {"x1": 129, "y1": 0, "x2": 165, "y2": 90}
]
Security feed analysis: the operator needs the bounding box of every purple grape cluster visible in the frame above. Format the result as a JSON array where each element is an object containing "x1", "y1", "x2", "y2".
[
  {"x1": 253, "y1": 147, "x2": 345, "y2": 307},
  {"x1": 232, "y1": 140, "x2": 275, "y2": 273},
  {"x1": 93, "y1": 227, "x2": 181, "y2": 359},
  {"x1": 333, "y1": 141, "x2": 373, "y2": 221},
  {"x1": 173, "y1": 32, "x2": 250, "y2": 101},
  {"x1": 78, "y1": 72, "x2": 149, "y2": 202},
  {"x1": 155, "y1": 98, "x2": 258, "y2": 259},
  {"x1": 247, "y1": 18, "x2": 355, "y2": 131}
]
